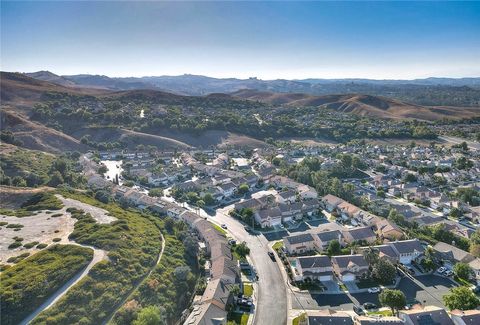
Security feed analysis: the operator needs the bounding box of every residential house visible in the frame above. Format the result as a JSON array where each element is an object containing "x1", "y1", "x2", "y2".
[
  {"x1": 372, "y1": 245, "x2": 400, "y2": 264},
  {"x1": 338, "y1": 201, "x2": 362, "y2": 220},
  {"x1": 276, "y1": 190, "x2": 297, "y2": 204},
  {"x1": 468, "y1": 258, "x2": 480, "y2": 283},
  {"x1": 184, "y1": 302, "x2": 227, "y2": 325},
  {"x1": 200, "y1": 278, "x2": 233, "y2": 310},
  {"x1": 331, "y1": 254, "x2": 369, "y2": 282},
  {"x1": 301, "y1": 199, "x2": 320, "y2": 217},
  {"x1": 375, "y1": 219, "x2": 404, "y2": 241},
  {"x1": 296, "y1": 255, "x2": 334, "y2": 281},
  {"x1": 254, "y1": 207, "x2": 282, "y2": 228},
  {"x1": 308, "y1": 310, "x2": 353, "y2": 325},
  {"x1": 433, "y1": 242, "x2": 475, "y2": 264},
  {"x1": 399, "y1": 305, "x2": 454, "y2": 325},
  {"x1": 278, "y1": 202, "x2": 303, "y2": 222},
  {"x1": 313, "y1": 230, "x2": 344, "y2": 252},
  {"x1": 298, "y1": 185, "x2": 318, "y2": 200},
  {"x1": 342, "y1": 227, "x2": 377, "y2": 245},
  {"x1": 354, "y1": 316, "x2": 403, "y2": 325},
  {"x1": 390, "y1": 239, "x2": 425, "y2": 265},
  {"x1": 217, "y1": 182, "x2": 237, "y2": 199},
  {"x1": 322, "y1": 194, "x2": 344, "y2": 212},
  {"x1": 450, "y1": 309, "x2": 480, "y2": 325},
  {"x1": 283, "y1": 233, "x2": 316, "y2": 255}
]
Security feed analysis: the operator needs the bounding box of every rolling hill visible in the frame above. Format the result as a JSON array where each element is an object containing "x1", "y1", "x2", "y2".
[{"x1": 232, "y1": 89, "x2": 480, "y2": 120}]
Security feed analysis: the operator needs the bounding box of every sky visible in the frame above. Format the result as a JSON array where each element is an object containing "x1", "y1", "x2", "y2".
[{"x1": 1, "y1": 1, "x2": 480, "y2": 80}]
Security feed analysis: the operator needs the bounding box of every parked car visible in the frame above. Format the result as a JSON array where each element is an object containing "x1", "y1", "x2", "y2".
[
  {"x1": 437, "y1": 267, "x2": 446, "y2": 274},
  {"x1": 267, "y1": 251, "x2": 276, "y2": 261},
  {"x1": 221, "y1": 224, "x2": 228, "y2": 229},
  {"x1": 363, "y1": 302, "x2": 377, "y2": 310},
  {"x1": 279, "y1": 224, "x2": 285, "y2": 229},
  {"x1": 368, "y1": 287, "x2": 381, "y2": 294},
  {"x1": 444, "y1": 270, "x2": 453, "y2": 277},
  {"x1": 228, "y1": 239, "x2": 237, "y2": 245},
  {"x1": 353, "y1": 305, "x2": 365, "y2": 316}
]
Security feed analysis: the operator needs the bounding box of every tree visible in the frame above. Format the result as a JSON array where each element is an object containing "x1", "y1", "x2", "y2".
[
  {"x1": 379, "y1": 289, "x2": 406, "y2": 316},
  {"x1": 164, "y1": 217, "x2": 175, "y2": 234},
  {"x1": 453, "y1": 263, "x2": 473, "y2": 280},
  {"x1": 372, "y1": 259, "x2": 396, "y2": 285},
  {"x1": 95, "y1": 190, "x2": 111, "y2": 204},
  {"x1": 97, "y1": 165, "x2": 108, "y2": 175},
  {"x1": 237, "y1": 183, "x2": 250, "y2": 195},
  {"x1": 148, "y1": 188, "x2": 163, "y2": 197},
  {"x1": 470, "y1": 244, "x2": 480, "y2": 258},
  {"x1": 203, "y1": 193, "x2": 216, "y2": 206},
  {"x1": 48, "y1": 171, "x2": 64, "y2": 187},
  {"x1": 12, "y1": 176, "x2": 27, "y2": 187},
  {"x1": 327, "y1": 240, "x2": 341, "y2": 256},
  {"x1": 363, "y1": 246, "x2": 380, "y2": 267},
  {"x1": 132, "y1": 306, "x2": 165, "y2": 325},
  {"x1": 443, "y1": 286, "x2": 480, "y2": 310},
  {"x1": 233, "y1": 242, "x2": 250, "y2": 259}
]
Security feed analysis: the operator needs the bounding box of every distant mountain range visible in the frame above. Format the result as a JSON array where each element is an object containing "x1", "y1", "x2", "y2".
[{"x1": 23, "y1": 71, "x2": 480, "y2": 107}]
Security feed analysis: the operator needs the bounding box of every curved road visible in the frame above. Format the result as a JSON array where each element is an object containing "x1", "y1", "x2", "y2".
[
  {"x1": 20, "y1": 244, "x2": 108, "y2": 325},
  {"x1": 210, "y1": 207, "x2": 288, "y2": 325}
]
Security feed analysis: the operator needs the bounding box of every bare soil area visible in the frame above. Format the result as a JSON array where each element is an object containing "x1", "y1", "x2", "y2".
[{"x1": 0, "y1": 194, "x2": 116, "y2": 264}]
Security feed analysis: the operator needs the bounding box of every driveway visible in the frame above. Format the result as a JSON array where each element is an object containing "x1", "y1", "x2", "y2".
[{"x1": 292, "y1": 275, "x2": 455, "y2": 311}]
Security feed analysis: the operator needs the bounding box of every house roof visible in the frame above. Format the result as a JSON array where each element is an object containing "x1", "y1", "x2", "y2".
[
  {"x1": 450, "y1": 309, "x2": 480, "y2": 324},
  {"x1": 256, "y1": 207, "x2": 282, "y2": 221},
  {"x1": 307, "y1": 310, "x2": 353, "y2": 325},
  {"x1": 356, "y1": 316, "x2": 403, "y2": 324},
  {"x1": 184, "y1": 302, "x2": 227, "y2": 325},
  {"x1": 344, "y1": 226, "x2": 376, "y2": 241},
  {"x1": 373, "y1": 245, "x2": 400, "y2": 260},
  {"x1": 200, "y1": 278, "x2": 231, "y2": 309},
  {"x1": 284, "y1": 233, "x2": 315, "y2": 245},
  {"x1": 390, "y1": 239, "x2": 424, "y2": 255},
  {"x1": 316, "y1": 230, "x2": 342, "y2": 243},
  {"x1": 297, "y1": 255, "x2": 331, "y2": 269},
  {"x1": 332, "y1": 254, "x2": 368, "y2": 269},
  {"x1": 278, "y1": 190, "x2": 296, "y2": 199},
  {"x1": 433, "y1": 242, "x2": 475, "y2": 263},
  {"x1": 400, "y1": 305, "x2": 454, "y2": 325},
  {"x1": 322, "y1": 194, "x2": 344, "y2": 206}
]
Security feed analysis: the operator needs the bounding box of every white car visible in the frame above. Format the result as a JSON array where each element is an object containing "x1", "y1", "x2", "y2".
[
  {"x1": 437, "y1": 267, "x2": 446, "y2": 274},
  {"x1": 368, "y1": 287, "x2": 381, "y2": 294}
]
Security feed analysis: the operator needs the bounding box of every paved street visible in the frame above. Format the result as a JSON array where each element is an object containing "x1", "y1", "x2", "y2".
[
  {"x1": 291, "y1": 275, "x2": 455, "y2": 311},
  {"x1": 211, "y1": 207, "x2": 288, "y2": 325}
]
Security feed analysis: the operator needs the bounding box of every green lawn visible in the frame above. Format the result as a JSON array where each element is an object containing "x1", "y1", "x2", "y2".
[
  {"x1": 272, "y1": 241, "x2": 283, "y2": 251},
  {"x1": 228, "y1": 312, "x2": 249, "y2": 325},
  {"x1": 368, "y1": 310, "x2": 393, "y2": 316},
  {"x1": 356, "y1": 278, "x2": 379, "y2": 289},
  {"x1": 243, "y1": 283, "x2": 253, "y2": 297},
  {"x1": 292, "y1": 313, "x2": 307, "y2": 325},
  {"x1": 212, "y1": 223, "x2": 227, "y2": 236}
]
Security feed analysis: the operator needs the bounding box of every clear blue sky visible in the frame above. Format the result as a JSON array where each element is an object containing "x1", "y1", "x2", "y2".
[{"x1": 1, "y1": 1, "x2": 479, "y2": 79}]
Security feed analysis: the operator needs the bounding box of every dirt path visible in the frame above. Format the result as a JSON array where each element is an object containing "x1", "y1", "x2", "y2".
[
  {"x1": 19, "y1": 244, "x2": 108, "y2": 325},
  {"x1": 103, "y1": 232, "x2": 165, "y2": 325}
]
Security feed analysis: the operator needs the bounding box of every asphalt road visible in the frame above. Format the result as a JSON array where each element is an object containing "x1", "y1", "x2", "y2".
[
  {"x1": 213, "y1": 206, "x2": 288, "y2": 325},
  {"x1": 292, "y1": 275, "x2": 455, "y2": 311}
]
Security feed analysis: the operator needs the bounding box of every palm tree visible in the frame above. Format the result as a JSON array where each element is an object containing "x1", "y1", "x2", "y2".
[{"x1": 363, "y1": 246, "x2": 380, "y2": 268}]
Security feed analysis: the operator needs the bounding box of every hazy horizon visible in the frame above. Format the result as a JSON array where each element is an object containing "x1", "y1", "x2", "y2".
[{"x1": 2, "y1": 1, "x2": 480, "y2": 79}]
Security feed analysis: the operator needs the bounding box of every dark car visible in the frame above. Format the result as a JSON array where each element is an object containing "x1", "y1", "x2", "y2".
[
  {"x1": 353, "y1": 305, "x2": 365, "y2": 315},
  {"x1": 363, "y1": 302, "x2": 377, "y2": 310},
  {"x1": 267, "y1": 251, "x2": 276, "y2": 261}
]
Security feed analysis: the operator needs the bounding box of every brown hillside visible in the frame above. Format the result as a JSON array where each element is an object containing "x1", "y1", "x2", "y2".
[
  {"x1": 232, "y1": 89, "x2": 480, "y2": 120},
  {"x1": 0, "y1": 110, "x2": 89, "y2": 153}
]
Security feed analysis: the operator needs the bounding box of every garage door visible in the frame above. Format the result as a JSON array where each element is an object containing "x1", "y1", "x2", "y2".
[
  {"x1": 319, "y1": 275, "x2": 332, "y2": 281},
  {"x1": 342, "y1": 274, "x2": 355, "y2": 282}
]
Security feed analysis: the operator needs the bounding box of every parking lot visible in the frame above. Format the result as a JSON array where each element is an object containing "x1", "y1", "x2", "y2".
[{"x1": 291, "y1": 275, "x2": 456, "y2": 311}]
